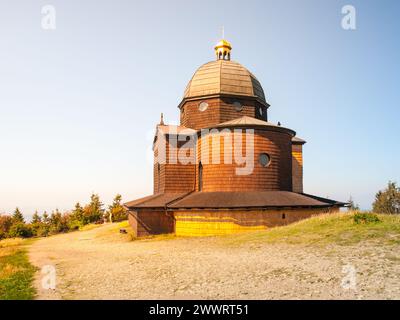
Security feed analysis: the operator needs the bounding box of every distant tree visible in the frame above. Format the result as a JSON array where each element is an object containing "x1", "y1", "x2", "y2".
[
  {"x1": 0, "y1": 214, "x2": 13, "y2": 239},
  {"x1": 60, "y1": 212, "x2": 71, "y2": 232},
  {"x1": 30, "y1": 211, "x2": 41, "y2": 237},
  {"x1": 73, "y1": 202, "x2": 84, "y2": 220},
  {"x1": 83, "y1": 194, "x2": 104, "y2": 224},
  {"x1": 372, "y1": 181, "x2": 400, "y2": 214},
  {"x1": 37, "y1": 211, "x2": 50, "y2": 237},
  {"x1": 106, "y1": 194, "x2": 127, "y2": 223},
  {"x1": 42, "y1": 211, "x2": 50, "y2": 224},
  {"x1": 49, "y1": 209, "x2": 69, "y2": 234},
  {"x1": 347, "y1": 196, "x2": 360, "y2": 211},
  {"x1": 31, "y1": 211, "x2": 42, "y2": 224},
  {"x1": 12, "y1": 207, "x2": 25, "y2": 224},
  {"x1": 68, "y1": 202, "x2": 85, "y2": 229}
]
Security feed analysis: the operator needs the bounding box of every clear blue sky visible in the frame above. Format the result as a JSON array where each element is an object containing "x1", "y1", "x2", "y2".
[{"x1": 1, "y1": 0, "x2": 399, "y2": 218}]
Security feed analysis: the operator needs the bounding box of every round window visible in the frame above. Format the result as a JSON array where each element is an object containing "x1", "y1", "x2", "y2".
[
  {"x1": 198, "y1": 101, "x2": 209, "y2": 112},
  {"x1": 233, "y1": 101, "x2": 243, "y2": 112},
  {"x1": 259, "y1": 153, "x2": 271, "y2": 167}
]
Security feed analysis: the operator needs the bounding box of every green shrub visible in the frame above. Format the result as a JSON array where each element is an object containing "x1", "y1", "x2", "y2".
[
  {"x1": 106, "y1": 194, "x2": 127, "y2": 222},
  {"x1": 353, "y1": 212, "x2": 381, "y2": 224},
  {"x1": 112, "y1": 210, "x2": 128, "y2": 222},
  {"x1": 8, "y1": 223, "x2": 33, "y2": 238},
  {"x1": 35, "y1": 224, "x2": 50, "y2": 237},
  {"x1": 67, "y1": 219, "x2": 83, "y2": 231},
  {"x1": 31, "y1": 222, "x2": 49, "y2": 237}
]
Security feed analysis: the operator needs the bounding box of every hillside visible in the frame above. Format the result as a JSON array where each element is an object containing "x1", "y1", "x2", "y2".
[
  {"x1": 18, "y1": 212, "x2": 400, "y2": 300},
  {"x1": 224, "y1": 212, "x2": 400, "y2": 246}
]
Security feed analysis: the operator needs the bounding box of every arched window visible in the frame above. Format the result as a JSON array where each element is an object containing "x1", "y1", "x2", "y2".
[{"x1": 198, "y1": 162, "x2": 203, "y2": 191}]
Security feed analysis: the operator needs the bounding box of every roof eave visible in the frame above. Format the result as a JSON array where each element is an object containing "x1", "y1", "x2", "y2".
[{"x1": 169, "y1": 205, "x2": 334, "y2": 210}]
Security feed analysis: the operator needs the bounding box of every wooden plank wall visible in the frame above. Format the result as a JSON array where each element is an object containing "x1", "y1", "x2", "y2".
[{"x1": 174, "y1": 207, "x2": 335, "y2": 237}]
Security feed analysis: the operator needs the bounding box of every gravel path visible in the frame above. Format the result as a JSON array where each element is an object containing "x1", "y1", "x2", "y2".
[{"x1": 28, "y1": 223, "x2": 400, "y2": 300}]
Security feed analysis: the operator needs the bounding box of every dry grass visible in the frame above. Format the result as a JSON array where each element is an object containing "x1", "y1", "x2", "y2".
[
  {"x1": 79, "y1": 223, "x2": 104, "y2": 232},
  {"x1": 223, "y1": 212, "x2": 400, "y2": 247},
  {"x1": 0, "y1": 264, "x2": 23, "y2": 278},
  {"x1": 0, "y1": 238, "x2": 27, "y2": 249},
  {"x1": 90, "y1": 221, "x2": 178, "y2": 242}
]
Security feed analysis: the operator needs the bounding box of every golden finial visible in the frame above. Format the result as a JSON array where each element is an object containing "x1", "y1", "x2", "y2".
[{"x1": 215, "y1": 37, "x2": 232, "y2": 61}]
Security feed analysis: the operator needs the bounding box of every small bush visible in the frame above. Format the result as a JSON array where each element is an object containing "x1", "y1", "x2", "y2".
[
  {"x1": 106, "y1": 194, "x2": 127, "y2": 223},
  {"x1": 111, "y1": 210, "x2": 128, "y2": 222},
  {"x1": 67, "y1": 219, "x2": 83, "y2": 231},
  {"x1": 353, "y1": 212, "x2": 381, "y2": 224},
  {"x1": 7, "y1": 223, "x2": 33, "y2": 238},
  {"x1": 33, "y1": 223, "x2": 50, "y2": 237}
]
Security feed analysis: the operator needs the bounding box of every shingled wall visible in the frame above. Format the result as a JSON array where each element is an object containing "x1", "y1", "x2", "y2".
[
  {"x1": 196, "y1": 128, "x2": 293, "y2": 192},
  {"x1": 173, "y1": 207, "x2": 338, "y2": 237},
  {"x1": 180, "y1": 97, "x2": 267, "y2": 130}
]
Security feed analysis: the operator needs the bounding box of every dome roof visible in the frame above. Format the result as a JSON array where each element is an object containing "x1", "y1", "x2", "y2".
[
  {"x1": 183, "y1": 60, "x2": 266, "y2": 105},
  {"x1": 214, "y1": 39, "x2": 232, "y2": 50}
]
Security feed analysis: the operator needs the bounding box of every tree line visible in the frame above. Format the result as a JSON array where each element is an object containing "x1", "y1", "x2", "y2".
[
  {"x1": 0, "y1": 194, "x2": 127, "y2": 240},
  {"x1": 1, "y1": 182, "x2": 399, "y2": 240},
  {"x1": 348, "y1": 181, "x2": 400, "y2": 214}
]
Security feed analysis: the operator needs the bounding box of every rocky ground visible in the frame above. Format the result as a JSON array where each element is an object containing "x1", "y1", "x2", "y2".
[{"x1": 28, "y1": 223, "x2": 400, "y2": 300}]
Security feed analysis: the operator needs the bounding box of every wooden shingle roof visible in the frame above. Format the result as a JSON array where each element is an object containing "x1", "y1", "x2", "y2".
[
  {"x1": 124, "y1": 193, "x2": 189, "y2": 209},
  {"x1": 124, "y1": 191, "x2": 346, "y2": 209},
  {"x1": 183, "y1": 60, "x2": 266, "y2": 103},
  {"x1": 207, "y1": 116, "x2": 296, "y2": 136},
  {"x1": 168, "y1": 191, "x2": 337, "y2": 209}
]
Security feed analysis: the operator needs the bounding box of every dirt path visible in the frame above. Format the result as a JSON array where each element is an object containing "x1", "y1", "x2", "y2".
[{"x1": 28, "y1": 223, "x2": 400, "y2": 300}]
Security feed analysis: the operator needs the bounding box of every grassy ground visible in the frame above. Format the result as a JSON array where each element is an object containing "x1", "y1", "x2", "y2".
[
  {"x1": 224, "y1": 212, "x2": 400, "y2": 247},
  {"x1": 29, "y1": 213, "x2": 400, "y2": 300},
  {"x1": 3, "y1": 213, "x2": 400, "y2": 299},
  {"x1": 0, "y1": 238, "x2": 37, "y2": 300}
]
